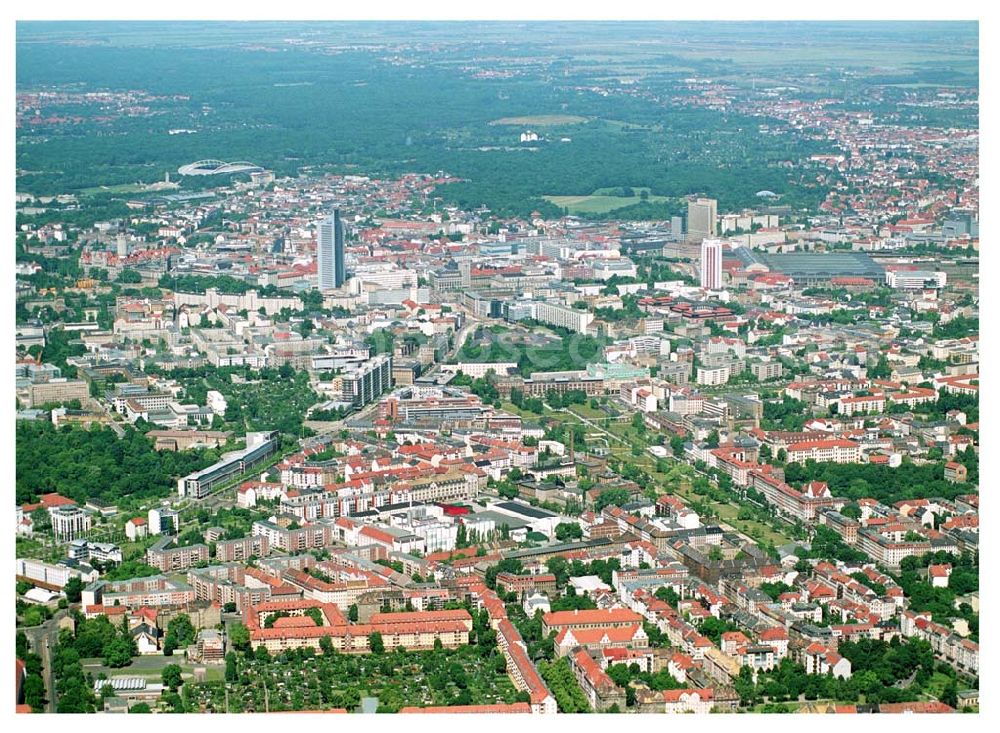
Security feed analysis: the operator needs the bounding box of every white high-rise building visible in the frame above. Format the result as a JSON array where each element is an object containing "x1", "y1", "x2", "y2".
[
  {"x1": 148, "y1": 507, "x2": 179, "y2": 536},
  {"x1": 700, "y1": 239, "x2": 723, "y2": 289},
  {"x1": 50, "y1": 506, "x2": 92, "y2": 541}
]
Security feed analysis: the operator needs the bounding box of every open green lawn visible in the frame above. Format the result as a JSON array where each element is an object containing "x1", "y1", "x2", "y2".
[
  {"x1": 500, "y1": 401, "x2": 540, "y2": 419},
  {"x1": 544, "y1": 187, "x2": 671, "y2": 215},
  {"x1": 83, "y1": 655, "x2": 225, "y2": 683},
  {"x1": 565, "y1": 402, "x2": 606, "y2": 420},
  {"x1": 710, "y1": 500, "x2": 794, "y2": 547},
  {"x1": 79, "y1": 182, "x2": 152, "y2": 196},
  {"x1": 16, "y1": 536, "x2": 64, "y2": 563},
  {"x1": 489, "y1": 114, "x2": 589, "y2": 126},
  {"x1": 922, "y1": 671, "x2": 959, "y2": 699}
]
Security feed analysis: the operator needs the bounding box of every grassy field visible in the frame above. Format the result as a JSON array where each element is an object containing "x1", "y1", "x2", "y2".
[
  {"x1": 544, "y1": 187, "x2": 671, "y2": 214},
  {"x1": 83, "y1": 655, "x2": 225, "y2": 683},
  {"x1": 567, "y1": 409, "x2": 797, "y2": 546},
  {"x1": 564, "y1": 402, "x2": 607, "y2": 419},
  {"x1": 79, "y1": 183, "x2": 151, "y2": 196},
  {"x1": 711, "y1": 500, "x2": 794, "y2": 547},
  {"x1": 500, "y1": 401, "x2": 540, "y2": 420},
  {"x1": 489, "y1": 114, "x2": 589, "y2": 126}
]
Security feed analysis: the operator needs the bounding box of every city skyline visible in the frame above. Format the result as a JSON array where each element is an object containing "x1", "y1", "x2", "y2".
[{"x1": 11, "y1": 18, "x2": 982, "y2": 719}]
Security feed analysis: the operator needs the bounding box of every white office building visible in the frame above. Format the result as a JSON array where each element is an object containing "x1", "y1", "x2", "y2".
[{"x1": 700, "y1": 239, "x2": 723, "y2": 290}]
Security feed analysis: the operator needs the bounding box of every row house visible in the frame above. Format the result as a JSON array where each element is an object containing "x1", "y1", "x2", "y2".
[
  {"x1": 612, "y1": 566, "x2": 691, "y2": 600},
  {"x1": 496, "y1": 572, "x2": 558, "y2": 598},
  {"x1": 838, "y1": 394, "x2": 886, "y2": 417},
  {"x1": 280, "y1": 482, "x2": 393, "y2": 521},
  {"x1": 568, "y1": 649, "x2": 627, "y2": 712},
  {"x1": 701, "y1": 646, "x2": 743, "y2": 686},
  {"x1": 855, "y1": 527, "x2": 956, "y2": 569},
  {"x1": 802, "y1": 642, "x2": 852, "y2": 678},
  {"x1": 900, "y1": 611, "x2": 979, "y2": 675},
  {"x1": 474, "y1": 579, "x2": 558, "y2": 715},
  {"x1": 598, "y1": 646, "x2": 657, "y2": 675},
  {"x1": 818, "y1": 509, "x2": 861, "y2": 544},
  {"x1": 281, "y1": 568, "x2": 383, "y2": 609},
  {"x1": 748, "y1": 470, "x2": 846, "y2": 521},
  {"x1": 245, "y1": 599, "x2": 472, "y2": 655},
  {"x1": 251, "y1": 618, "x2": 469, "y2": 655},
  {"x1": 497, "y1": 620, "x2": 559, "y2": 714},
  {"x1": 655, "y1": 494, "x2": 701, "y2": 529},
  {"x1": 785, "y1": 438, "x2": 862, "y2": 464},
  {"x1": 828, "y1": 623, "x2": 881, "y2": 646},
  {"x1": 237, "y1": 481, "x2": 285, "y2": 508},
  {"x1": 637, "y1": 688, "x2": 723, "y2": 714}
]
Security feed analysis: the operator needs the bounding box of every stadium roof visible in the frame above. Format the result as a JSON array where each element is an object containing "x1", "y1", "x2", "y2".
[{"x1": 736, "y1": 248, "x2": 884, "y2": 279}]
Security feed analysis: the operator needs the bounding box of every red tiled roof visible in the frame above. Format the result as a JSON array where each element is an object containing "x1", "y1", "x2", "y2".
[
  {"x1": 879, "y1": 701, "x2": 954, "y2": 714},
  {"x1": 368, "y1": 609, "x2": 472, "y2": 627},
  {"x1": 662, "y1": 688, "x2": 714, "y2": 702},
  {"x1": 572, "y1": 649, "x2": 618, "y2": 691},
  {"x1": 398, "y1": 704, "x2": 531, "y2": 714},
  {"x1": 543, "y1": 608, "x2": 643, "y2": 627},
  {"x1": 555, "y1": 624, "x2": 644, "y2": 646}
]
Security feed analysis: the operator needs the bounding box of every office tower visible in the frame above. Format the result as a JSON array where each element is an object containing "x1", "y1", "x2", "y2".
[
  {"x1": 116, "y1": 233, "x2": 128, "y2": 257},
  {"x1": 317, "y1": 209, "x2": 346, "y2": 290},
  {"x1": 700, "y1": 238, "x2": 723, "y2": 289},
  {"x1": 339, "y1": 354, "x2": 393, "y2": 407},
  {"x1": 671, "y1": 216, "x2": 684, "y2": 240},
  {"x1": 687, "y1": 197, "x2": 718, "y2": 240},
  {"x1": 334, "y1": 209, "x2": 345, "y2": 287},
  {"x1": 458, "y1": 259, "x2": 472, "y2": 288}
]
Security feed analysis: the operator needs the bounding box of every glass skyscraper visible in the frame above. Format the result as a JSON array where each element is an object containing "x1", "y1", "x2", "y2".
[{"x1": 318, "y1": 209, "x2": 345, "y2": 290}]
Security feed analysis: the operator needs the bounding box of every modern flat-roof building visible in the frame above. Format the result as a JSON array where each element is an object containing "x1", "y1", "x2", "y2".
[
  {"x1": 688, "y1": 198, "x2": 718, "y2": 240},
  {"x1": 215, "y1": 535, "x2": 269, "y2": 563},
  {"x1": 886, "y1": 270, "x2": 947, "y2": 290},
  {"x1": 148, "y1": 507, "x2": 180, "y2": 536},
  {"x1": 178, "y1": 431, "x2": 278, "y2": 499},
  {"x1": 592, "y1": 258, "x2": 637, "y2": 281},
  {"x1": 16, "y1": 558, "x2": 96, "y2": 590},
  {"x1": 440, "y1": 362, "x2": 519, "y2": 379},
  {"x1": 534, "y1": 302, "x2": 594, "y2": 334},
  {"x1": 498, "y1": 370, "x2": 604, "y2": 399},
  {"x1": 28, "y1": 378, "x2": 89, "y2": 408},
  {"x1": 68, "y1": 539, "x2": 123, "y2": 565},
  {"x1": 146, "y1": 536, "x2": 210, "y2": 572},
  {"x1": 83, "y1": 575, "x2": 196, "y2": 611},
  {"x1": 379, "y1": 389, "x2": 491, "y2": 426},
  {"x1": 336, "y1": 354, "x2": 392, "y2": 408}
]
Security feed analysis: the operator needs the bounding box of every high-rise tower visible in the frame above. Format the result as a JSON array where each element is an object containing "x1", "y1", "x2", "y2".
[
  {"x1": 317, "y1": 209, "x2": 346, "y2": 290},
  {"x1": 700, "y1": 238, "x2": 723, "y2": 290},
  {"x1": 687, "y1": 197, "x2": 718, "y2": 241}
]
